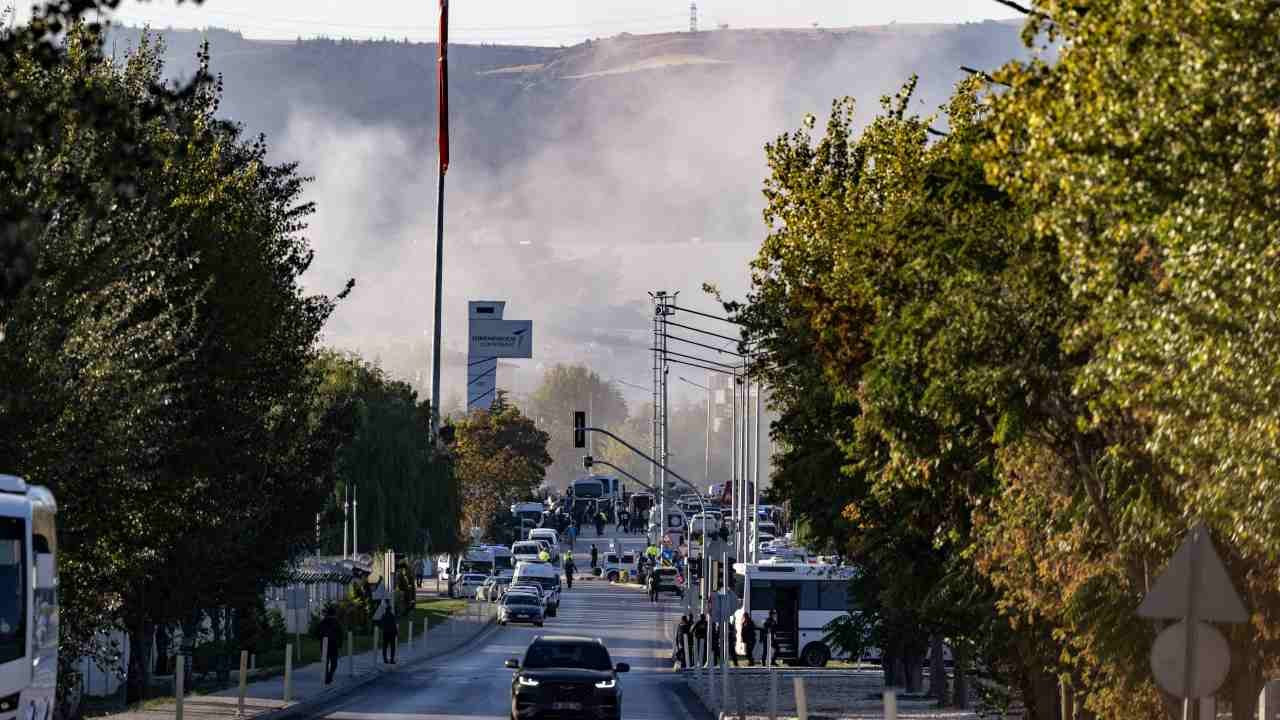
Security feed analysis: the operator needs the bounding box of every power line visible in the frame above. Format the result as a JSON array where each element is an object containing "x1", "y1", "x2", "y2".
[{"x1": 102, "y1": 8, "x2": 688, "y2": 38}]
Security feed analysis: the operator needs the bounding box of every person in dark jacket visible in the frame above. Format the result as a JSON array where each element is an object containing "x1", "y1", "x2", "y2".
[
  {"x1": 711, "y1": 618, "x2": 723, "y2": 666},
  {"x1": 377, "y1": 599, "x2": 398, "y2": 664},
  {"x1": 590, "y1": 544, "x2": 599, "y2": 570},
  {"x1": 316, "y1": 606, "x2": 343, "y2": 684},
  {"x1": 763, "y1": 610, "x2": 778, "y2": 666},
  {"x1": 741, "y1": 612, "x2": 758, "y2": 666},
  {"x1": 564, "y1": 556, "x2": 576, "y2": 590},
  {"x1": 693, "y1": 614, "x2": 708, "y2": 667},
  {"x1": 676, "y1": 614, "x2": 693, "y2": 668}
]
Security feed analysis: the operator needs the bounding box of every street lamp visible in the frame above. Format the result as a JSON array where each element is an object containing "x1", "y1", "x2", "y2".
[{"x1": 678, "y1": 376, "x2": 712, "y2": 487}]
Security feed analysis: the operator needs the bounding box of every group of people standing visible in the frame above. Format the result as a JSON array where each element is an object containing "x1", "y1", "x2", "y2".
[{"x1": 673, "y1": 609, "x2": 780, "y2": 668}]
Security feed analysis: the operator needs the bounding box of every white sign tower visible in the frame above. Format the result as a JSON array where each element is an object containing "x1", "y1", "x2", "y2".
[{"x1": 467, "y1": 301, "x2": 533, "y2": 412}]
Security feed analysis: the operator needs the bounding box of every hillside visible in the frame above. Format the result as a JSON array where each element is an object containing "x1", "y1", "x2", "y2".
[{"x1": 105, "y1": 22, "x2": 1031, "y2": 406}]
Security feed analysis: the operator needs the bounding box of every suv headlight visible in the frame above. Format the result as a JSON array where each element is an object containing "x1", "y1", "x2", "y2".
[
  {"x1": 518, "y1": 676, "x2": 540, "y2": 687},
  {"x1": 594, "y1": 679, "x2": 616, "y2": 689}
]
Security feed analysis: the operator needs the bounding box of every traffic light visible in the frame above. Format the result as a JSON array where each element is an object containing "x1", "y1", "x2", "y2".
[
  {"x1": 583, "y1": 455, "x2": 594, "y2": 469},
  {"x1": 573, "y1": 411, "x2": 586, "y2": 448}
]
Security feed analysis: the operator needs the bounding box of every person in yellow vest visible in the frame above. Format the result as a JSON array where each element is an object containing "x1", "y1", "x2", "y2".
[{"x1": 538, "y1": 548, "x2": 551, "y2": 562}]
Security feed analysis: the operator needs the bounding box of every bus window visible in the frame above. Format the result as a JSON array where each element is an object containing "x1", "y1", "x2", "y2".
[
  {"x1": 800, "y1": 582, "x2": 821, "y2": 611},
  {"x1": 0, "y1": 518, "x2": 25, "y2": 665},
  {"x1": 820, "y1": 581, "x2": 849, "y2": 611},
  {"x1": 749, "y1": 580, "x2": 775, "y2": 611}
]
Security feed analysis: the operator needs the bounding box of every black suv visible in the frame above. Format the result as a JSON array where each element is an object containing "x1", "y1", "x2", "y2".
[{"x1": 506, "y1": 636, "x2": 629, "y2": 720}]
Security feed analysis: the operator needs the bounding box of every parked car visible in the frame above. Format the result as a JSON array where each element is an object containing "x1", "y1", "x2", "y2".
[
  {"x1": 457, "y1": 572, "x2": 490, "y2": 598},
  {"x1": 506, "y1": 636, "x2": 628, "y2": 719},
  {"x1": 476, "y1": 576, "x2": 507, "y2": 602}
]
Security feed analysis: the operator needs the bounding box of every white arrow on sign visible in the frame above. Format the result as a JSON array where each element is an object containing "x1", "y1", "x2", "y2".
[{"x1": 1137, "y1": 522, "x2": 1247, "y2": 623}]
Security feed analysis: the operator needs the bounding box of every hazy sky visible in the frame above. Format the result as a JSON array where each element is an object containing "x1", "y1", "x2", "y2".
[{"x1": 19, "y1": 1, "x2": 1020, "y2": 45}]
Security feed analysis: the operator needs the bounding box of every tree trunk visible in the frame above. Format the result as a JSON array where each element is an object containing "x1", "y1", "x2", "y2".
[
  {"x1": 125, "y1": 618, "x2": 154, "y2": 704},
  {"x1": 152, "y1": 624, "x2": 169, "y2": 676},
  {"x1": 907, "y1": 652, "x2": 924, "y2": 694},
  {"x1": 1021, "y1": 667, "x2": 1061, "y2": 720},
  {"x1": 929, "y1": 634, "x2": 947, "y2": 705},
  {"x1": 213, "y1": 608, "x2": 229, "y2": 684},
  {"x1": 952, "y1": 643, "x2": 969, "y2": 709}
]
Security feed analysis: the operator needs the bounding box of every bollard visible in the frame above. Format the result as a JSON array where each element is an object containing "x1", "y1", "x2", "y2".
[
  {"x1": 237, "y1": 650, "x2": 248, "y2": 717},
  {"x1": 175, "y1": 655, "x2": 185, "y2": 720},
  {"x1": 884, "y1": 688, "x2": 898, "y2": 720},
  {"x1": 408, "y1": 619, "x2": 413, "y2": 652},
  {"x1": 794, "y1": 676, "x2": 809, "y2": 720},
  {"x1": 250, "y1": 653, "x2": 256, "y2": 671},
  {"x1": 721, "y1": 663, "x2": 729, "y2": 713},
  {"x1": 284, "y1": 644, "x2": 293, "y2": 702},
  {"x1": 705, "y1": 657, "x2": 713, "y2": 708},
  {"x1": 347, "y1": 631, "x2": 355, "y2": 678},
  {"x1": 321, "y1": 637, "x2": 329, "y2": 685},
  {"x1": 374, "y1": 627, "x2": 380, "y2": 667},
  {"x1": 769, "y1": 668, "x2": 779, "y2": 720}
]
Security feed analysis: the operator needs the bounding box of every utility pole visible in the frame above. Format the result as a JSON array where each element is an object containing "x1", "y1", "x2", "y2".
[{"x1": 690, "y1": 1, "x2": 698, "y2": 33}]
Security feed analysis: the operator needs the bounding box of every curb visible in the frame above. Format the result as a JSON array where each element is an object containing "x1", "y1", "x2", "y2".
[{"x1": 255, "y1": 615, "x2": 499, "y2": 720}]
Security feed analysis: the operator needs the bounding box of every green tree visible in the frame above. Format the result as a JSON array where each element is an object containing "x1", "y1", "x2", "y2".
[
  {"x1": 314, "y1": 351, "x2": 460, "y2": 556},
  {"x1": 454, "y1": 392, "x2": 552, "y2": 539},
  {"x1": 525, "y1": 364, "x2": 628, "y2": 489},
  {"x1": 0, "y1": 27, "x2": 352, "y2": 702}
]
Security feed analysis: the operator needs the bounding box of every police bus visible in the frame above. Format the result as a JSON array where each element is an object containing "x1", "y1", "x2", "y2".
[
  {"x1": 0, "y1": 476, "x2": 59, "y2": 720},
  {"x1": 732, "y1": 562, "x2": 859, "y2": 667}
]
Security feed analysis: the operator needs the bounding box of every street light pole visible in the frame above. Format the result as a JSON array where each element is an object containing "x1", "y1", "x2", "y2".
[{"x1": 677, "y1": 376, "x2": 713, "y2": 489}]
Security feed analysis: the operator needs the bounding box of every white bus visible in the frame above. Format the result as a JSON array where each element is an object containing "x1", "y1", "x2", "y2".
[
  {"x1": 732, "y1": 562, "x2": 858, "y2": 667},
  {"x1": 0, "y1": 476, "x2": 59, "y2": 720},
  {"x1": 488, "y1": 545, "x2": 515, "y2": 581},
  {"x1": 509, "y1": 501, "x2": 546, "y2": 526}
]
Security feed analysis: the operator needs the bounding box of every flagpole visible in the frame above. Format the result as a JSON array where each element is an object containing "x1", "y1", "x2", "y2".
[{"x1": 430, "y1": 0, "x2": 449, "y2": 439}]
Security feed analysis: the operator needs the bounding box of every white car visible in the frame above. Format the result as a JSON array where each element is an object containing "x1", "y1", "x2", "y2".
[
  {"x1": 512, "y1": 560, "x2": 561, "y2": 617},
  {"x1": 511, "y1": 540, "x2": 544, "y2": 564},
  {"x1": 528, "y1": 528, "x2": 560, "y2": 557},
  {"x1": 457, "y1": 572, "x2": 490, "y2": 598}
]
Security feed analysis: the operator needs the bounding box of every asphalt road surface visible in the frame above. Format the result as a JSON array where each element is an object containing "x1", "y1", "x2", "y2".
[{"x1": 309, "y1": 527, "x2": 710, "y2": 720}]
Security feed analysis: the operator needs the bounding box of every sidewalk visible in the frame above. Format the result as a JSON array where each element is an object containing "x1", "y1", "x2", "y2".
[
  {"x1": 101, "y1": 599, "x2": 497, "y2": 720},
  {"x1": 683, "y1": 667, "x2": 987, "y2": 720}
]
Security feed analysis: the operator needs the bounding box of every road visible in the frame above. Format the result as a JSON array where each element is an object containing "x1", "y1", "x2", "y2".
[{"x1": 309, "y1": 527, "x2": 710, "y2": 720}]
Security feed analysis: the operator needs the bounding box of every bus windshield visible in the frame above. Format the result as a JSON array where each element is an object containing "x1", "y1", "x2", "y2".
[
  {"x1": 572, "y1": 481, "x2": 603, "y2": 499},
  {"x1": 0, "y1": 518, "x2": 25, "y2": 665},
  {"x1": 494, "y1": 555, "x2": 514, "y2": 572}
]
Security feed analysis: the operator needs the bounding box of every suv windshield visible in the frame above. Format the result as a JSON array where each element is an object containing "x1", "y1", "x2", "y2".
[
  {"x1": 516, "y1": 575, "x2": 559, "y2": 591},
  {"x1": 0, "y1": 518, "x2": 25, "y2": 665},
  {"x1": 523, "y1": 642, "x2": 612, "y2": 671}
]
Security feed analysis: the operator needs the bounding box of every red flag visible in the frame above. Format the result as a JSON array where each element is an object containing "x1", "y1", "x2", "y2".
[{"x1": 438, "y1": 0, "x2": 450, "y2": 174}]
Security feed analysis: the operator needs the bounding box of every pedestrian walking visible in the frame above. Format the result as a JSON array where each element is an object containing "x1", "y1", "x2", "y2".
[
  {"x1": 741, "y1": 612, "x2": 758, "y2": 666},
  {"x1": 376, "y1": 599, "x2": 398, "y2": 664},
  {"x1": 617, "y1": 509, "x2": 629, "y2": 533},
  {"x1": 564, "y1": 555, "x2": 576, "y2": 590},
  {"x1": 711, "y1": 618, "x2": 723, "y2": 666},
  {"x1": 567, "y1": 523, "x2": 577, "y2": 550},
  {"x1": 595, "y1": 512, "x2": 606, "y2": 536},
  {"x1": 763, "y1": 609, "x2": 778, "y2": 666},
  {"x1": 416, "y1": 559, "x2": 426, "y2": 589},
  {"x1": 647, "y1": 572, "x2": 658, "y2": 602},
  {"x1": 317, "y1": 605, "x2": 342, "y2": 684},
  {"x1": 590, "y1": 544, "x2": 599, "y2": 570}
]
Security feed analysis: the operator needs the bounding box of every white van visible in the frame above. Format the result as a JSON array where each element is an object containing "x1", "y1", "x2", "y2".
[
  {"x1": 528, "y1": 528, "x2": 560, "y2": 556},
  {"x1": 511, "y1": 540, "x2": 543, "y2": 564},
  {"x1": 512, "y1": 560, "x2": 561, "y2": 617}
]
